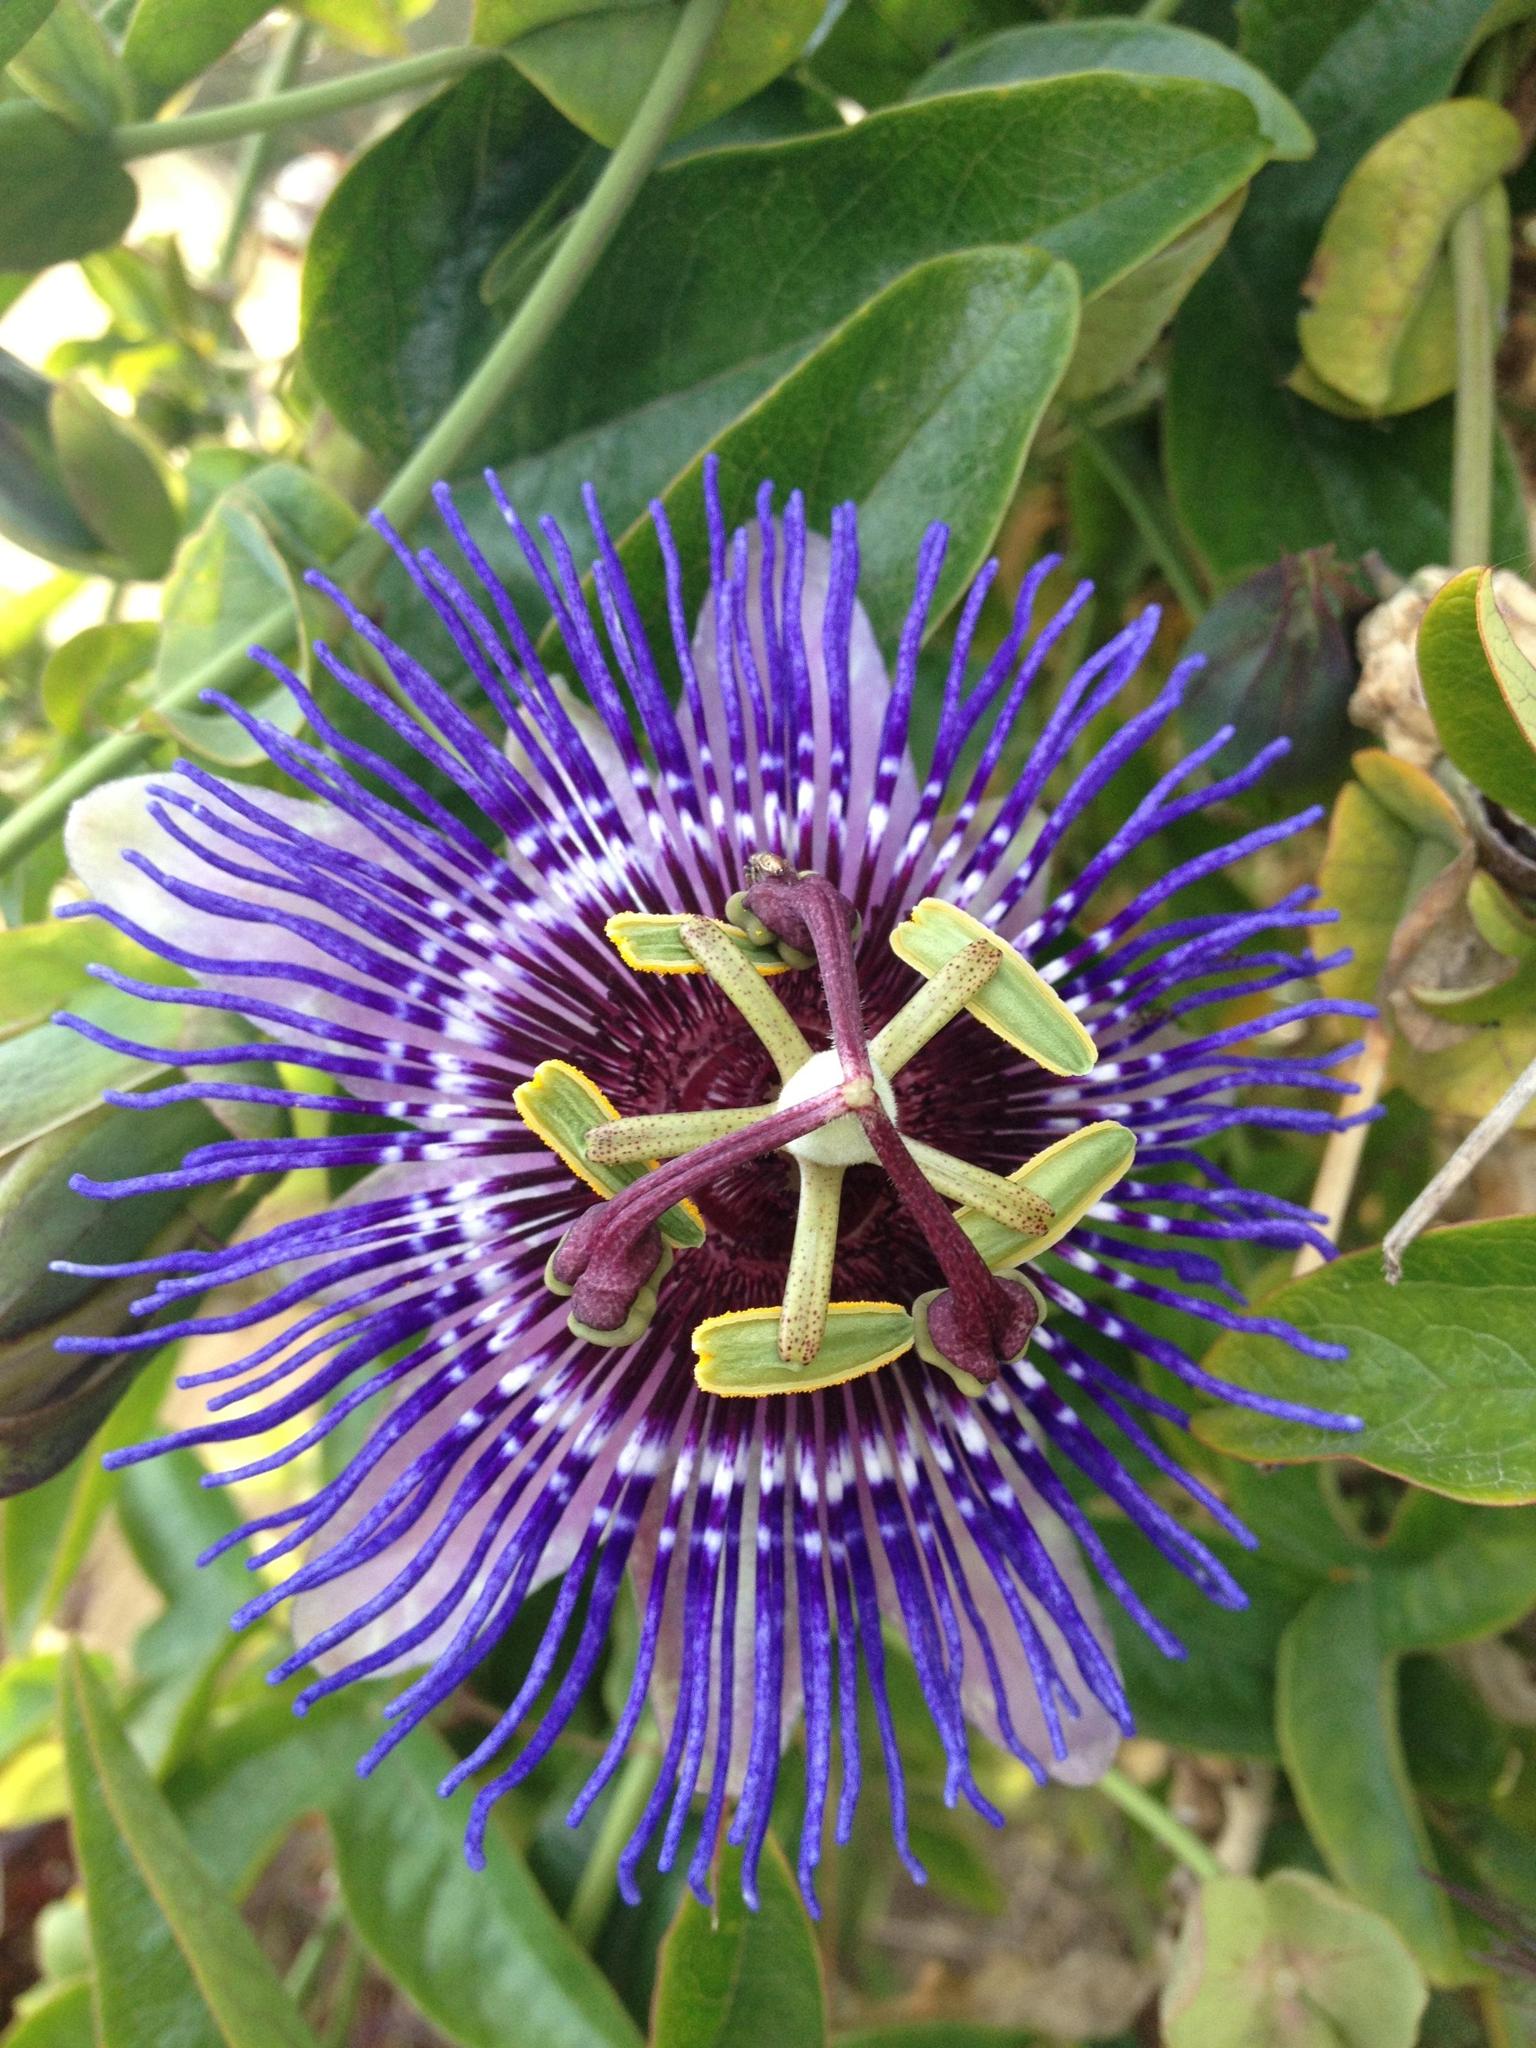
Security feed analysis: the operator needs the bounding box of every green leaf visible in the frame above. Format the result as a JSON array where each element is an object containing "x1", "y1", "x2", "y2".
[
  {"x1": 1419, "y1": 567, "x2": 1536, "y2": 823},
  {"x1": 330, "y1": 1724, "x2": 642, "y2": 2048},
  {"x1": 836, "y1": 2031, "x2": 1036, "y2": 2048},
  {"x1": 1096, "y1": 1521, "x2": 1313, "y2": 1760},
  {"x1": 1195, "y1": 1218, "x2": 1536, "y2": 1503},
  {"x1": 1369, "y1": 1497, "x2": 1536, "y2": 1654},
  {"x1": 0, "y1": 913, "x2": 179, "y2": 1039},
  {"x1": 478, "y1": 0, "x2": 823, "y2": 146},
  {"x1": 7, "y1": 0, "x2": 133, "y2": 129},
  {"x1": 168, "y1": 1693, "x2": 379, "y2": 1896},
  {"x1": 301, "y1": 60, "x2": 588, "y2": 464},
  {"x1": 1166, "y1": 0, "x2": 1533, "y2": 583},
  {"x1": 1296, "y1": 101, "x2": 1519, "y2": 416},
  {"x1": 608, "y1": 244, "x2": 1078, "y2": 655},
  {"x1": 1277, "y1": 1583, "x2": 1466, "y2": 1984},
  {"x1": 909, "y1": 16, "x2": 1314, "y2": 161},
  {"x1": 61, "y1": 1644, "x2": 322, "y2": 2048},
  {"x1": 49, "y1": 380, "x2": 180, "y2": 580},
  {"x1": 421, "y1": 71, "x2": 1268, "y2": 601},
  {"x1": 651, "y1": 1836, "x2": 827, "y2": 2047},
  {"x1": 0, "y1": 0, "x2": 62, "y2": 69},
  {"x1": 1162, "y1": 1868, "x2": 1428, "y2": 2045},
  {"x1": 40, "y1": 621, "x2": 156, "y2": 738},
  {"x1": 121, "y1": 0, "x2": 273, "y2": 114},
  {"x1": 0, "y1": 349, "x2": 107, "y2": 567},
  {"x1": 0, "y1": 101, "x2": 137, "y2": 270}
]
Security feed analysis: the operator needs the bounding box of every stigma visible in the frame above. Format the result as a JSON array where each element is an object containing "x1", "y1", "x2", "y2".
[{"x1": 515, "y1": 861, "x2": 1137, "y2": 1400}]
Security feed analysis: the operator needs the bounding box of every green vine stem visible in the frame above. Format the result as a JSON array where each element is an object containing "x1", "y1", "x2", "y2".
[
  {"x1": 1450, "y1": 196, "x2": 1495, "y2": 572},
  {"x1": 0, "y1": 0, "x2": 728, "y2": 876},
  {"x1": 1098, "y1": 1764, "x2": 1225, "y2": 1881},
  {"x1": 112, "y1": 42, "x2": 496, "y2": 160},
  {"x1": 215, "y1": 16, "x2": 314, "y2": 284}
]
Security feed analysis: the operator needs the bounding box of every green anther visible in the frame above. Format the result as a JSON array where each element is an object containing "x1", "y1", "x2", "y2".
[
  {"x1": 679, "y1": 915, "x2": 814, "y2": 1084},
  {"x1": 778, "y1": 1161, "x2": 844, "y2": 1364},
  {"x1": 587, "y1": 1103, "x2": 775, "y2": 1166},
  {"x1": 955, "y1": 1120, "x2": 1137, "y2": 1268},
  {"x1": 890, "y1": 899, "x2": 1098, "y2": 1076},
  {"x1": 903, "y1": 1139, "x2": 1055, "y2": 1238},
  {"x1": 869, "y1": 939, "x2": 1002, "y2": 1076}
]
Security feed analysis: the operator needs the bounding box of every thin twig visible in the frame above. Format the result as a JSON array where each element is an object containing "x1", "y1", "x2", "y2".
[
  {"x1": 1292, "y1": 1023, "x2": 1392, "y2": 1277},
  {"x1": 1383, "y1": 1050, "x2": 1536, "y2": 1281}
]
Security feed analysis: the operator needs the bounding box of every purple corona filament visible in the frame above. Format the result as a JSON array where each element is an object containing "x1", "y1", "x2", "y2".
[{"x1": 55, "y1": 460, "x2": 1372, "y2": 1913}]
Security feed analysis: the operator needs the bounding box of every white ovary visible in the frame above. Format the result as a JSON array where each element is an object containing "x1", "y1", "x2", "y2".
[{"x1": 776, "y1": 1046, "x2": 897, "y2": 1168}]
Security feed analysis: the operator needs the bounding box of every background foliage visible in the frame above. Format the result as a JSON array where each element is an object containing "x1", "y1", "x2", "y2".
[{"x1": 1, "y1": 0, "x2": 1536, "y2": 2043}]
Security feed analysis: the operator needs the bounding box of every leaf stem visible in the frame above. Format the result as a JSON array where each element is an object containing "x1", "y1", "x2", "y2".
[
  {"x1": 112, "y1": 43, "x2": 495, "y2": 159},
  {"x1": 1137, "y1": 0, "x2": 1185, "y2": 18},
  {"x1": 1450, "y1": 198, "x2": 1496, "y2": 572},
  {"x1": 215, "y1": 15, "x2": 314, "y2": 284},
  {"x1": 1098, "y1": 1764, "x2": 1224, "y2": 1881},
  {"x1": 1069, "y1": 412, "x2": 1206, "y2": 618},
  {"x1": 565, "y1": 1743, "x2": 659, "y2": 1947},
  {"x1": 1383, "y1": 1048, "x2": 1536, "y2": 1281},
  {"x1": 0, "y1": 0, "x2": 728, "y2": 876}
]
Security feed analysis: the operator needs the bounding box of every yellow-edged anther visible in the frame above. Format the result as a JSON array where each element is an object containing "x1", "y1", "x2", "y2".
[
  {"x1": 889, "y1": 899, "x2": 1097, "y2": 1076},
  {"x1": 512, "y1": 1059, "x2": 704, "y2": 1248},
  {"x1": 693, "y1": 1301, "x2": 915, "y2": 1397},
  {"x1": 956, "y1": 1120, "x2": 1136, "y2": 1269},
  {"x1": 605, "y1": 911, "x2": 786, "y2": 976}
]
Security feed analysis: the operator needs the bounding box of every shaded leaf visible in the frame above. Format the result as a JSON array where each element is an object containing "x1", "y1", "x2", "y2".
[
  {"x1": 479, "y1": 0, "x2": 824, "y2": 146},
  {"x1": 7, "y1": 0, "x2": 132, "y2": 129},
  {"x1": 41, "y1": 621, "x2": 156, "y2": 739},
  {"x1": 1195, "y1": 1219, "x2": 1536, "y2": 1503},
  {"x1": 1163, "y1": 1867, "x2": 1428, "y2": 2044},
  {"x1": 0, "y1": 102, "x2": 137, "y2": 270},
  {"x1": 330, "y1": 1725, "x2": 642, "y2": 2048},
  {"x1": 0, "y1": 1981, "x2": 95, "y2": 2048},
  {"x1": 122, "y1": 0, "x2": 274, "y2": 112},
  {"x1": 0, "y1": 0, "x2": 62, "y2": 68},
  {"x1": 651, "y1": 1837, "x2": 826, "y2": 2046},
  {"x1": 49, "y1": 380, "x2": 180, "y2": 580},
  {"x1": 0, "y1": 349, "x2": 107, "y2": 567},
  {"x1": 1277, "y1": 1584, "x2": 1466, "y2": 1984},
  {"x1": 61, "y1": 1645, "x2": 321, "y2": 2048}
]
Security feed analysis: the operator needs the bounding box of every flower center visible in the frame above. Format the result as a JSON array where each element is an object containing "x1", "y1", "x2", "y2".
[
  {"x1": 777, "y1": 1048, "x2": 896, "y2": 1168},
  {"x1": 515, "y1": 859, "x2": 1137, "y2": 1401}
]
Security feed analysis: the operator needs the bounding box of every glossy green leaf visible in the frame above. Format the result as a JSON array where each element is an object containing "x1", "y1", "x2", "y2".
[
  {"x1": 0, "y1": 1980, "x2": 95, "y2": 2048},
  {"x1": 606, "y1": 246, "x2": 1078, "y2": 657},
  {"x1": 0, "y1": 0, "x2": 62, "y2": 68},
  {"x1": 49, "y1": 381, "x2": 179, "y2": 580},
  {"x1": 7, "y1": 0, "x2": 132, "y2": 129},
  {"x1": 1163, "y1": 1868, "x2": 1428, "y2": 2044},
  {"x1": 462, "y1": 73, "x2": 1268, "y2": 592},
  {"x1": 0, "y1": 102, "x2": 137, "y2": 270},
  {"x1": 302, "y1": 60, "x2": 587, "y2": 464},
  {"x1": 330, "y1": 1725, "x2": 642, "y2": 2048},
  {"x1": 61, "y1": 1645, "x2": 322, "y2": 2048},
  {"x1": 693, "y1": 1303, "x2": 914, "y2": 1397},
  {"x1": 651, "y1": 1836, "x2": 827, "y2": 2046},
  {"x1": 1419, "y1": 567, "x2": 1536, "y2": 823},
  {"x1": 1369, "y1": 1495, "x2": 1536, "y2": 1654},
  {"x1": 479, "y1": 0, "x2": 823, "y2": 146},
  {"x1": 1297, "y1": 101, "x2": 1518, "y2": 415},
  {"x1": 910, "y1": 16, "x2": 1314, "y2": 160},
  {"x1": 121, "y1": 0, "x2": 273, "y2": 113},
  {"x1": 0, "y1": 914, "x2": 180, "y2": 1039},
  {"x1": 1196, "y1": 1219, "x2": 1536, "y2": 1504},
  {"x1": 1277, "y1": 1583, "x2": 1466, "y2": 1984}
]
